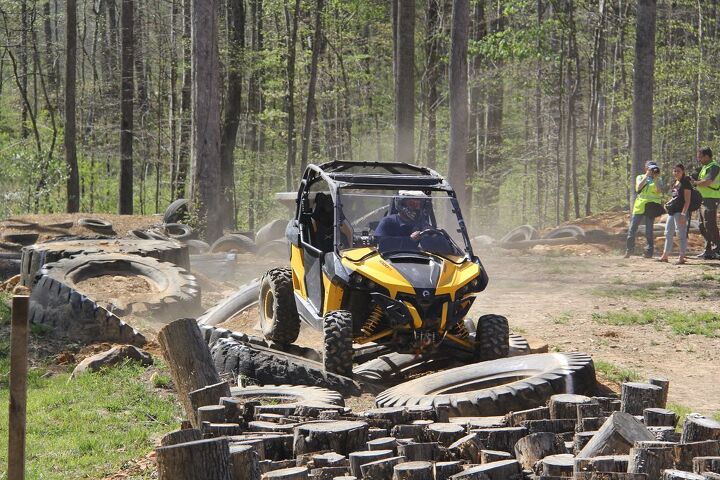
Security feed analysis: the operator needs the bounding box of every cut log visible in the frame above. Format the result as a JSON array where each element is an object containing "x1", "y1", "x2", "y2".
[
  {"x1": 648, "y1": 426, "x2": 680, "y2": 442},
  {"x1": 673, "y1": 441, "x2": 720, "y2": 471},
  {"x1": 433, "y1": 461, "x2": 463, "y2": 480},
  {"x1": 364, "y1": 407, "x2": 408, "y2": 425},
  {"x1": 574, "y1": 455, "x2": 630, "y2": 474},
  {"x1": 582, "y1": 417, "x2": 609, "y2": 432},
  {"x1": 480, "y1": 449, "x2": 512, "y2": 463},
  {"x1": 661, "y1": 470, "x2": 705, "y2": 479},
  {"x1": 681, "y1": 415, "x2": 720, "y2": 443},
  {"x1": 199, "y1": 405, "x2": 229, "y2": 424},
  {"x1": 447, "y1": 433, "x2": 483, "y2": 463},
  {"x1": 471, "y1": 427, "x2": 528, "y2": 453},
  {"x1": 367, "y1": 437, "x2": 398, "y2": 453},
  {"x1": 644, "y1": 408, "x2": 677, "y2": 427},
  {"x1": 368, "y1": 427, "x2": 389, "y2": 440},
  {"x1": 647, "y1": 377, "x2": 669, "y2": 408},
  {"x1": 627, "y1": 442, "x2": 674, "y2": 479},
  {"x1": 156, "y1": 437, "x2": 232, "y2": 480},
  {"x1": 406, "y1": 405, "x2": 436, "y2": 421},
  {"x1": 293, "y1": 421, "x2": 368, "y2": 456},
  {"x1": 507, "y1": 406, "x2": 550, "y2": 427},
  {"x1": 312, "y1": 452, "x2": 346, "y2": 468},
  {"x1": 392, "y1": 461, "x2": 433, "y2": 480},
  {"x1": 620, "y1": 383, "x2": 664, "y2": 416},
  {"x1": 360, "y1": 455, "x2": 406, "y2": 480},
  {"x1": 203, "y1": 422, "x2": 243, "y2": 438},
  {"x1": 579, "y1": 403, "x2": 602, "y2": 422},
  {"x1": 514, "y1": 432, "x2": 563, "y2": 470},
  {"x1": 448, "y1": 459, "x2": 521, "y2": 479},
  {"x1": 542, "y1": 453, "x2": 574, "y2": 477},
  {"x1": 161, "y1": 428, "x2": 202, "y2": 447},
  {"x1": 521, "y1": 419, "x2": 576, "y2": 434},
  {"x1": 574, "y1": 432, "x2": 597, "y2": 454},
  {"x1": 191, "y1": 382, "x2": 233, "y2": 421},
  {"x1": 348, "y1": 450, "x2": 393, "y2": 477},
  {"x1": 158, "y1": 318, "x2": 224, "y2": 427},
  {"x1": 231, "y1": 438, "x2": 266, "y2": 461},
  {"x1": 229, "y1": 444, "x2": 260, "y2": 480},
  {"x1": 574, "y1": 474, "x2": 648, "y2": 480},
  {"x1": 426, "y1": 423, "x2": 466, "y2": 446},
  {"x1": 261, "y1": 467, "x2": 309, "y2": 479},
  {"x1": 693, "y1": 456, "x2": 720, "y2": 474},
  {"x1": 309, "y1": 466, "x2": 348, "y2": 479},
  {"x1": 391, "y1": 424, "x2": 426, "y2": 441},
  {"x1": 397, "y1": 442, "x2": 438, "y2": 461},
  {"x1": 549, "y1": 394, "x2": 593, "y2": 419},
  {"x1": 576, "y1": 412, "x2": 655, "y2": 458},
  {"x1": 221, "y1": 397, "x2": 245, "y2": 423}
]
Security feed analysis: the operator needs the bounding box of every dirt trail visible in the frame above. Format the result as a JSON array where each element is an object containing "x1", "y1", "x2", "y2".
[{"x1": 474, "y1": 250, "x2": 720, "y2": 415}]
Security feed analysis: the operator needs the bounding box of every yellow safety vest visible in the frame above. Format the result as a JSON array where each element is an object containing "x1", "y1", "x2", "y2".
[
  {"x1": 632, "y1": 174, "x2": 662, "y2": 215},
  {"x1": 697, "y1": 161, "x2": 720, "y2": 199}
]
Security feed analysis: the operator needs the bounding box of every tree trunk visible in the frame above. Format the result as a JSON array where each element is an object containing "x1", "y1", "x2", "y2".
[
  {"x1": 585, "y1": 0, "x2": 606, "y2": 217},
  {"x1": 42, "y1": 2, "x2": 56, "y2": 90},
  {"x1": 283, "y1": 0, "x2": 301, "y2": 189},
  {"x1": 484, "y1": 0, "x2": 504, "y2": 224},
  {"x1": 156, "y1": 438, "x2": 232, "y2": 480},
  {"x1": 119, "y1": 0, "x2": 134, "y2": 214},
  {"x1": 425, "y1": 0, "x2": 442, "y2": 170},
  {"x1": 65, "y1": 0, "x2": 80, "y2": 212},
  {"x1": 20, "y1": 0, "x2": 29, "y2": 139},
  {"x1": 176, "y1": 0, "x2": 192, "y2": 199},
  {"x1": 466, "y1": 0, "x2": 485, "y2": 217},
  {"x1": 448, "y1": 0, "x2": 469, "y2": 210},
  {"x1": 190, "y1": 0, "x2": 223, "y2": 242},
  {"x1": 299, "y1": 0, "x2": 323, "y2": 172},
  {"x1": 395, "y1": 0, "x2": 415, "y2": 164},
  {"x1": 631, "y1": 0, "x2": 657, "y2": 202}
]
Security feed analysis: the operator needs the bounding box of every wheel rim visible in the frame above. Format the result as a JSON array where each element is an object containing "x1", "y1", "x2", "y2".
[{"x1": 263, "y1": 287, "x2": 275, "y2": 322}]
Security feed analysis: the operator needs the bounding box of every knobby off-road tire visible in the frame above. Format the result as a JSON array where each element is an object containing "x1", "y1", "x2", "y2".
[
  {"x1": 259, "y1": 268, "x2": 300, "y2": 344},
  {"x1": 255, "y1": 219, "x2": 289, "y2": 246},
  {"x1": 475, "y1": 314, "x2": 510, "y2": 361},
  {"x1": 20, "y1": 238, "x2": 190, "y2": 287},
  {"x1": 323, "y1": 310, "x2": 354, "y2": 377},
  {"x1": 500, "y1": 225, "x2": 540, "y2": 243},
  {"x1": 163, "y1": 198, "x2": 189, "y2": 224},
  {"x1": 37, "y1": 253, "x2": 201, "y2": 321},
  {"x1": 542, "y1": 225, "x2": 586, "y2": 240},
  {"x1": 375, "y1": 352, "x2": 597, "y2": 416},
  {"x1": 229, "y1": 384, "x2": 344, "y2": 407}
]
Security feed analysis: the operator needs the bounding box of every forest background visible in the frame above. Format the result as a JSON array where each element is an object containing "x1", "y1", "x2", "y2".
[{"x1": 0, "y1": 0, "x2": 712, "y2": 240}]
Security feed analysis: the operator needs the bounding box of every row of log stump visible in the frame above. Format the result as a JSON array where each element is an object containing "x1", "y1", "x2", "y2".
[{"x1": 155, "y1": 319, "x2": 720, "y2": 480}]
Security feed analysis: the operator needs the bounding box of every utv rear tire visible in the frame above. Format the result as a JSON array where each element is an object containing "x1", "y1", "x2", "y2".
[
  {"x1": 259, "y1": 268, "x2": 300, "y2": 344},
  {"x1": 323, "y1": 310, "x2": 354, "y2": 377},
  {"x1": 475, "y1": 314, "x2": 510, "y2": 361}
]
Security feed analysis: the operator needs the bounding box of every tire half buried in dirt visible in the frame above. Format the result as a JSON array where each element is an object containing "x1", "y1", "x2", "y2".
[
  {"x1": 36, "y1": 253, "x2": 201, "y2": 321},
  {"x1": 375, "y1": 352, "x2": 596, "y2": 417}
]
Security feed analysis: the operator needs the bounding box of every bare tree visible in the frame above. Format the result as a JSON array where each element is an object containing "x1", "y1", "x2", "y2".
[
  {"x1": 65, "y1": 0, "x2": 79, "y2": 212},
  {"x1": 190, "y1": 0, "x2": 223, "y2": 241},
  {"x1": 284, "y1": 0, "x2": 301, "y2": 188},
  {"x1": 119, "y1": 0, "x2": 134, "y2": 214},
  {"x1": 395, "y1": 0, "x2": 415, "y2": 164},
  {"x1": 448, "y1": 0, "x2": 469, "y2": 210},
  {"x1": 299, "y1": 0, "x2": 323, "y2": 172},
  {"x1": 425, "y1": 0, "x2": 442, "y2": 170}
]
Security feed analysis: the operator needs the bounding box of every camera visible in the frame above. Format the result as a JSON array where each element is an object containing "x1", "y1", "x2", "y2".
[{"x1": 651, "y1": 166, "x2": 660, "y2": 174}]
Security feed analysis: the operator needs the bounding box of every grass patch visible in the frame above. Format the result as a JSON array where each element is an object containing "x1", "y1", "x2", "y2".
[
  {"x1": 0, "y1": 363, "x2": 180, "y2": 479},
  {"x1": 551, "y1": 312, "x2": 572, "y2": 325},
  {"x1": 592, "y1": 309, "x2": 720, "y2": 337},
  {"x1": 591, "y1": 282, "x2": 667, "y2": 300},
  {"x1": 0, "y1": 293, "x2": 10, "y2": 325},
  {"x1": 594, "y1": 360, "x2": 642, "y2": 384}
]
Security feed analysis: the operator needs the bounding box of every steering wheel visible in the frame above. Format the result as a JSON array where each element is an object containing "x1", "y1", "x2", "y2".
[{"x1": 417, "y1": 228, "x2": 445, "y2": 238}]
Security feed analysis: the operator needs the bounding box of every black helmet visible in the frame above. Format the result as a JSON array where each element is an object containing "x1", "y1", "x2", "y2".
[{"x1": 394, "y1": 191, "x2": 427, "y2": 222}]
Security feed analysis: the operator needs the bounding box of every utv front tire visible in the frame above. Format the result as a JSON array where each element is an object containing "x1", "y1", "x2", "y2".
[
  {"x1": 475, "y1": 314, "x2": 510, "y2": 361},
  {"x1": 259, "y1": 268, "x2": 300, "y2": 344},
  {"x1": 323, "y1": 310, "x2": 354, "y2": 377}
]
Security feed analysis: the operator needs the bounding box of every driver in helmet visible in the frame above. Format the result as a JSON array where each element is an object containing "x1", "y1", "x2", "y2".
[{"x1": 374, "y1": 191, "x2": 431, "y2": 252}]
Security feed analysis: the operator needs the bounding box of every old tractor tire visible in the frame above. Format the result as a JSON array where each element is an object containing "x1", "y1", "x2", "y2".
[
  {"x1": 2, "y1": 219, "x2": 39, "y2": 229},
  {"x1": 210, "y1": 234, "x2": 256, "y2": 254},
  {"x1": 184, "y1": 239, "x2": 210, "y2": 254},
  {"x1": 3, "y1": 233, "x2": 39, "y2": 246},
  {"x1": 20, "y1": 238, "x2": 190, "y2": 287},
  {"x1": 0, "y1": 254, "x2": 21, "y2": 281},
  {"x1": 229, "y1": 385, "x2": 344, "y2": 407},
  {"x1": 164, "y1": 223, "x2": 194, "y2": 241},
  {"x1": 257, "y1": 239, "x2": 288, "y2": 258},
  {"x1": 44, "y1": 221, "x2": 74, "y2": 229},
  {"x1": 255, "y1": 219, "x2": 289, "y2": 246},
  {"x1": 163, "y1": 198, "x2": 189, "y2": 224},
  {"x1": 375, "y1": 352, "x2": 597, "y2": 416},
  {"x1": 258, "y1": 268, "x2": 300, "y2": 344},
  {"x1": 323, "y1": 310, "x2": 354, "y2": 378},
  {"x1": 78, "y1": 218, "x2": 114, "y2": 234},
  {"x1": 197, "y1": 279, "x2": 260, "y2": 326},
  {"x1": 210, "y1": 337, "x2": 362, "y2": 396},
  {"x1": 500, "y1": 225, "x2": 540, "y2": 243},
  {"x1": 37, "y1": 253, "x2": 201, "y2": 321},
  {"x1": 542, "y1": 225, "x2": 586, "y2": 240},
  {"x1": 475, "y1": 314, "x2": 510, "y2": 361}
]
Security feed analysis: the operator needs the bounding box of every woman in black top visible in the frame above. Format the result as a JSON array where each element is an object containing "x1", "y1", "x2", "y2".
[{"x1": 660, "y1": 164, "x2": 692, "y2": 264}]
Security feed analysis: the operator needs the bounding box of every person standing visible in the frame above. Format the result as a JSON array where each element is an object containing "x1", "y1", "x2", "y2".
[
  {"x1": 691, "y1": 147, "x2": 720, "y2": 259},
  {"x1": 625, "y1": 161, "x2": 664, "y2": 258},
  {"x1": 659, "y1": 164, "x2": 692, "y2": 264}
]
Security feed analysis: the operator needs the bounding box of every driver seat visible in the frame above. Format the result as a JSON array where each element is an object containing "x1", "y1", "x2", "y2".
[{"x1": 311, "y1": 193, "x2": 334, "y2": 252}]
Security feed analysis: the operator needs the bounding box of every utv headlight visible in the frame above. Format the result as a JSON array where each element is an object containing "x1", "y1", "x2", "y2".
[{"x1": 351, "y1": 273, "x2": 376, "y2": 290}]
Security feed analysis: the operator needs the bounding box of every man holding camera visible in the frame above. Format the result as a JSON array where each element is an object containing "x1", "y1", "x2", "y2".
[
  {"x1": 625, "y1": 161, "x2": 664, "y2": 258},
  {"x1": 691, "y1": 147, "x2": 720, "y2": 260}
]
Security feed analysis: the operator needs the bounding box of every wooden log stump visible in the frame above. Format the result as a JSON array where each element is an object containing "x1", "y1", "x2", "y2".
[
  {"x1": 660, "y1": 470, "x2": 705, "y2": 479},
  {"x1": 392, "y1": 461, "x2": 433, "y2": 480},
  {"x1": 647, "y1": 377, "x2": 669, "y2": 408},
  {"x1": 681, "y1": 414, "x2": 720, "y2": 443},
  {"x1": 514, "y1": 432, "x2": 563, "y2": 470},
  {"x1": 348, "y1": 449, "x2": 393, "y2": 477},
  {"x1": 574, "y1": 473, "x2": 648, "y2": 480},
  {"x1": 433, "y1": 461, "x2": 463, "y2": 480},
  {"x1": 574, "y1": 455, "x2": 630, "y2": 474},
  {"x1": 199, "y1": 405, "x2": 229, "y2": 424},
  {"x1": 574, "y1": 431, "x2": 597, "y2": 454},
  {"x1": 522, "y1": 418, "x2": 577, "y2": 434},
  {"x1": 579, "y1": 403, "x2": 602, "y2": 423},
  {"x1": 229, "y1": 444, "x2": 260, "y2": 480},
  {"x1": 692, "y1": 456, "x2": 720, "y2": 474},
  {"x1": 406, "y1": 405, "x2": 436, "y2": 421},
  {"x1": 425, "y1": 423, "x2": 466, "y2": 447},
  {"x1": 620, "y1": 383, "x2": 664, "y2": 416},
  {"x1": 156, "y1": 437, "x2": 232, "y2": 480},
  {"x1": 364, "y1": 407, "x2": 408, "y2": 425},
  {"x1": 158, "y1": 318, "x2": 224, "y2": 427},
  {"x1": 397, "y1": 442, "x2": 438, "y2": 461},
  {"x1": 648, "y1": 426, "x2": 680, "y2": 442},
  {"x1": 627, "y1": 442, "x2": 674, "y2": 479},
  {"x1": 190, "y1": 382, "x2": 234, "y2": 417},
  {"x1": 250, "y1": 421, "x2": 297, "y2": 433},
  {"x1": 541, "y1": 453, "x2": 574, "y2": 477},
  {"x1": 221, "y1": 397, "x2": 245, "y2": 423},
  {"x1": 594, "y1": 397, "x2": 621, "y2": 413},
  {"x1": 367, "y1": 436, "x2": 398, "y2": 453},
  {"x1": 507, "y1": 406, "x2": 550, "y2": 427},
  {"x1": 549, "y1": 394, "x2": 593, "y2": 419},
  {"x1": 447, "y1": 433, "x2": 483, "y2": 462},
  {"x1": 318, "y1": 410, "x2": 339, "y2": 420},
  {"x1": 203, "y1": 422, "x2": 243, "y2": 438},
  {"x1": 312, "y1": 452, "x2": 346, "y2": 467},
  {"x1": 448, "y1": 459, "x2": 521, "y2": 479},
  {"x1": 368, "y1": 427, "x2": 389, "y2": 440},
  {"x1": 643, "y1": 408, "x2": 677, "y2": 427},
  {"x1": 391, "y1": 424, "x2": 426, "y2": 441},
  {"x1": 673, "y1": 441, "x2": 720, "y2": 471},
  {"x1": 261, "y1": 467, "x2": 308, "y2": 479},
  {"x1": 161, "y1": 428, "x2": 202, "y2": 447},
  {"x1": 576, "y1": 412, "x2": 655, "y2": 458},
  {"x1": 359, "y1": 455, "x2": 406, "y2": 480},
  {"x1": 471, "y1": 426, "x2": 528, "y2": 453},
  {"x1": 582, "y1": 417, "x2": 609, "y2": 432},
  {"x1": 480, "y1": 449, "x2": 512, "y2": 463},
  {"x1": 309, "y1": 466, "x2": 348, "y2": 479},
  {"x1": 293, "y1": 421, "x2": 368, "y2": 456}
]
